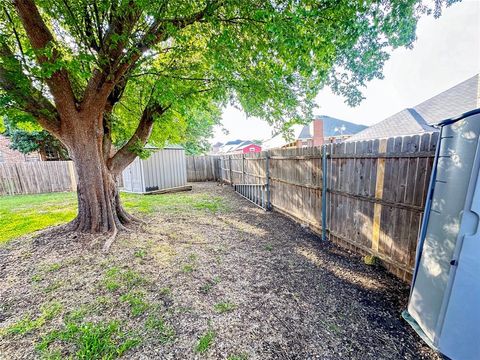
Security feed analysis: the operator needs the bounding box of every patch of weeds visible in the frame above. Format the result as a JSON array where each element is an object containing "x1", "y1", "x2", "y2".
[
  {"x1": 182, "y1": 253, "x2": 198, "y2": 274},
  {"x1": 176, "y1": 306, "x2": 193, "y2": 314},
  {"x1": 31, "y1": 273, "x2": 43, "y2": 283},
  {"x1": 200, "y1": 282, "x2": 213, "y2": 294},
  {"x1": 214, "y1": 301, "x2": 236, "y2": 314},
  {"x1": 0, "y1": 301, "x2": 62, "y2": 337},
  {"x1": 44, "y1": 280, "x2": 63, "y2": 294},
  {"x1": 134, "y1": 249, "x2": 147, "y2": 259},
  {"x1": 103, "y1": 267, "x2": 146, "y2": 292},
  {"x1": 228, "y1": 353, "x2": 249, "y2": 360},
  {"x1": 95, "y1": 295, "x2": 112, "y2": 308},
  {"x1": 104, "y1": 277, "x2": 121, "y2": 292},
  {"x1": 37, "y1": 320, "x2": 140, "y2": 359},
  {"x1": 265, "y1": 244, "x2": 273, "y2": 251},
  {"x1": 182, "y1": 264, "x2": 195, "y2": 273},
  {"x1": 46, "y1": 263, "x2": 62, "y2": 272},
  {"x1": 195, "y1": 329, "x2": 215, "y2": 353},
  {"x1": 64, "y1": 306, "x2": 89, "y2": 324},
  {"x1": 200, "y1": 277, "x2": 221, "y2": 294},
  {"x1": 159, "y1": 287, "x2": 171, "y2": 296},
  {"x1": 122, "y1": 269, "x2": 146, "y2": 287},
  {"x1": 327, "y1": 323, "x2": 342, "y2": 334},
  {"x1": 145, "y1": 314, "x2": 176, "y2": 344},
  {"x1": 193, "y1": 197, "x2": 224, "y2": 212},
  {"x1": 120, "y1": 291, "x2": 149, "y2": 317}
]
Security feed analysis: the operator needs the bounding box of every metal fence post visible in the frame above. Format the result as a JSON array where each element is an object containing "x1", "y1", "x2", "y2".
[
  {"x1": 229, "y1": 155, "x2": 233, "y2": 186},
  {"x1": 266, "y1": 150, "x2": 271, "y2": 210},
  {"x1": 242, "y1": 154, "x2": 245, "y2": 183},
  {"x1": 322, "y1": 145, "x2": 327, "y2": 241}
]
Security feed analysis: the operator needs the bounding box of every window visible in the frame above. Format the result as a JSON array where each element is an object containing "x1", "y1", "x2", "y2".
[
  {"x1": 24, "y1": 153, "x2": 40, "y2": 162},
  {"x1": 249, "y1": 147, "x2": 256, "y2": 152}
]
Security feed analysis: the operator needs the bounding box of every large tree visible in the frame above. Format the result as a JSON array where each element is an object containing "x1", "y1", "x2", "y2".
[{"x1": 0, "y1": 0, "x2": 455, "y2": 242}]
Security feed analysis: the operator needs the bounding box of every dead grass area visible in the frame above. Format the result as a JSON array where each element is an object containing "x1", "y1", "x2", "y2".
[{"x1": 0, "y1": 183, "x2": 439, "y2": 359}]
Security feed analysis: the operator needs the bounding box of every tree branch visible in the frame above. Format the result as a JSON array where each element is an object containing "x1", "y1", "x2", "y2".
[
  {"x1": 12, "y1": 0, "x2": 77, "y2": 117},
  {"x1": 102, "y1": 75, "x2": 129, "y2": 159},
  {"x1": 108, "y1": 102, "x2": 169, "y2": 174},
  {"x1": 83, "y1": 1, "x2": 222, "y2": 113},
  {"x1": 0, "y1": 40, "x2": 60, "y2": 135}
]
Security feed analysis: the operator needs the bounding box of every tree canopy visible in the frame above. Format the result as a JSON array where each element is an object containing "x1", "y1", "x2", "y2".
[{"x1": 1, "y1": 0, "x2": 456, "y2": 153}]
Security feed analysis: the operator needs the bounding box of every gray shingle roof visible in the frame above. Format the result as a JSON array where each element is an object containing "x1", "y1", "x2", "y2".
[
  {"x1": 297, "y1": 116, "x2": 367, "y2": 140},
  {"x1": 348, "y1": 74, "x2": 480, "y2": 141},
  {"x1": 298, "y1": 125, "x2": 312, "y2": 139}
]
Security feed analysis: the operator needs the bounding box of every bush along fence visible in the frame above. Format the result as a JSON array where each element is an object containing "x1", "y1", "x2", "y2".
[{"x1": 219, "y1": 133, "x2": 438, "y2": 281}]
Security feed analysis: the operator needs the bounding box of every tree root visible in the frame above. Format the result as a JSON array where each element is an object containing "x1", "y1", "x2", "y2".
[
  {"x1": 59, "y1": 213, "x2": 142, "y2": 251},
  {"x1": 102, "y1": 227, "x2": 118, "y2": 252}
]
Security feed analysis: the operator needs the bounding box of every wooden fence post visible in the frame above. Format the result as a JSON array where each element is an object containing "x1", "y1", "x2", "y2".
[{"x1": 371, "y1": 139, "x2": 388, "y2": 253}]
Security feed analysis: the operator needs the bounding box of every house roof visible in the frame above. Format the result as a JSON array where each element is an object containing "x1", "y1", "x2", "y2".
[
  {"x1": 231, "y1": 140, "x2": 253, "y2": 152},
  {"x1": 224, "y1": 139, "x2": 244, "y2": 146},
  {"x1": 217, "y1": 140, "x2": 260, "y2": 153},
  {"x1": 263, "y1": 116, "x2": 366, "y2": 149},
  {"x1": 298, "y1": 115, "x2": 367, "y2": 139},
  {"x1": 347, "y1": 74, "x2": 480, "y2": 141}
]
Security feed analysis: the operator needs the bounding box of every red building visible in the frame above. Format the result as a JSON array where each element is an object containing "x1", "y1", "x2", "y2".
[
  {"x1": 239, "y1": 142, "x2": 262, "y2": 154},
  {"x1": 216, "y1": 140, "x2": 262, "y2": 154}
]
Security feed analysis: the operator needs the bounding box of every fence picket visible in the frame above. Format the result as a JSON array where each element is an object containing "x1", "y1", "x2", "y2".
[{"x1": 216, "y1": 134, "x2": 436, "y2": 281}]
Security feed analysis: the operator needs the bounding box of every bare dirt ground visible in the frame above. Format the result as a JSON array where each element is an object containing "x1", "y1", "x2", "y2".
[{"x1": 0, "y1": 182, "x2": 440, "y2": 359}]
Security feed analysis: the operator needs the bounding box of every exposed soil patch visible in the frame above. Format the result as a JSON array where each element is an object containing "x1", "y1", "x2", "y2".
[{"x1": 0, "y1": 183, "x2": 439, "y2": 359}]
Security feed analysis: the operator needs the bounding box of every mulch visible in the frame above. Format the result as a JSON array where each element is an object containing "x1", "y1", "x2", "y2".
[{"x1": 0, "y1": 182, "x2": 440, "y2": 359}]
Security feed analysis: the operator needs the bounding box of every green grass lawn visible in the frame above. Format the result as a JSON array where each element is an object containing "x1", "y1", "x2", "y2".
[{"x1": 0, "y1": 190, "x2": 225, "y2": 244}]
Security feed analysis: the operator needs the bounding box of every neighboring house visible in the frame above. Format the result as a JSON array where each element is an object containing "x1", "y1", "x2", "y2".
[
  {"x1": 347, "y1": 74, "x2": 480, "y2": 142},
  {"x1": 217, "y1": 139, "x2": 243, "y2": 154},
  {"x1": 215, "y1": 140, "x2": 262, "y2": 154},
  {"x1": 263, "y1": 115, "x2": 367, "y2": 150},
  {"x1": 235, "y1": 141, "x2": 262, "y2": 154},
  {"x1": 0, "y1": 134, "x2": 41, "y2": 164},
  {"x1": 212, "y1": 141, "x2": 223, "y2": 153}
]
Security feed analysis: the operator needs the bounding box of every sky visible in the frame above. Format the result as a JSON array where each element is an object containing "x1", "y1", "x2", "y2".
[{"x1": 212, "y1": 0, "x2": 480, "y2": 144}]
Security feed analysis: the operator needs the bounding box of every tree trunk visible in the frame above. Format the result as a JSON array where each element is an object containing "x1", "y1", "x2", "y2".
[{"x1": 63, "y1": 123, "x2": 137, "y2": 239}]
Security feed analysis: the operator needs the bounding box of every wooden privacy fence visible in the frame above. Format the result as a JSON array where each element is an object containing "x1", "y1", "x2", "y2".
[
  {"x1": 219, "y1": 133, "x2": 438, "y2": 281},
  {"x1": 186, "y1": 155, "x2": 221, "y2": 182},
  {"x1": 0, "y1": 161, "x2": 76, "y2": 195}
]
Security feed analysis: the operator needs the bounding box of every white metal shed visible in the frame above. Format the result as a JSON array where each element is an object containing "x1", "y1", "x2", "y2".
[{"x1": 122, "y1": 146, "x2": 188, "y2": 194}]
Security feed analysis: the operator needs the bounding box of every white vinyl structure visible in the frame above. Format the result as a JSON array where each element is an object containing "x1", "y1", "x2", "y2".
[
  {"x1": 405, "y1": 109, "x2": 480, "y2": 360},
  {"x1": 122, "y1": 146, "x2": 187, "y2": 194}
]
